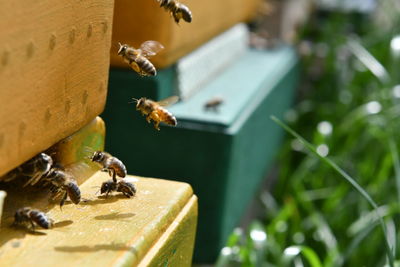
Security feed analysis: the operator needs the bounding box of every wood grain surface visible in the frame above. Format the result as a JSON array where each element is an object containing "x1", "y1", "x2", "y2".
[
  {"x1": 0, "y1": 173, "x2": 197, "y2": 267},
  {"x1": 0, "y1": 0, "x2": 114, "y2": 176},
  {"x1": 110, "y1": 0, "x2": 260, "y2": 68}
]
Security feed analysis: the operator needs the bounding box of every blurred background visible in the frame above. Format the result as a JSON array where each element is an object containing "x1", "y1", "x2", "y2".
[{"x1": 213, "y1": 0, "x2": 400, "y2": 266}]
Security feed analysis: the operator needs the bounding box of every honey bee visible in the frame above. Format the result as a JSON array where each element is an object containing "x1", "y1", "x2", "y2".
[
  {"x1": 100, "y1": 179, "x2": 137, "y2": 198},
  {"x1": 13, "y1": 207, "x2": 54, "y2": 230},
  {"x1": 44, "y1": 168, "x2": 81, "y2": 208},
  {"x1": 133, "y1": 96, "x2": 179, "y2": 131},
  {"x1": 2, "y1": 153, "x2": 53, "y2": 187},
  {"x1": 117, "y1": 41, "x2": 164, "y2": 76},
  {"x1": 158, "y1": 0, "x2": 192, "y2": 24},
  {"x1": 204, "y1": 97, "x2": 224, "y2": 112},
  {"x1": 90, "y1": 151, "x2": 127, "y2": 182}
]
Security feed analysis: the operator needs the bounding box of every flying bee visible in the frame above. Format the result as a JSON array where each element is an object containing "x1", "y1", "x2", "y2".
[
  {"x1": 204, "y1": 97, "x2": 224, "y2": 112},
  {"x1": 158, "y1": 0, "x2": 192, "y2": 24},
  {"x1": 133, "y1": 96, "x2": 178, "y2": 131},
  {"x1": 117, "y1": 41, "x2": 164, "y2": 76},
  {"x1": 100, "y1": 179, "x2": 137, "y2": 198},
  {"x1": 44, "y1": 168, "x2": 81, "y2": 208},
  {"x1": 13, "y1": 207, "x2": 54, "y2": 230},
  {"x1": 89, "y1": 151, "x2": 127, "y2": 182},
  {"x1": 2, "y1": 153, "x2": 53, "y2": 186}
]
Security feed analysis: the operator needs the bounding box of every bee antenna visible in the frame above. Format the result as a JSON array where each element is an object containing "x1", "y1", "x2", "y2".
[
  {"x1": 128, "y1": 98, "x2": 139, "y2": 104},
  {"x1": 83, "y1": 146, "x2": 95, "y2": 154},
  {"x1": 113, "y1": 42, "x2": 121, "y2": 49}
]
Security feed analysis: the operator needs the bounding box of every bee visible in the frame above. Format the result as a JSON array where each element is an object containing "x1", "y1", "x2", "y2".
[
  {"x1": 44, "y1": 168, "x2": 81, "y2": 208},
  {"x1": 90, "y1": 151, "x2": 127, "y2": 182},
  {"x1": 100, "y1": 179, "x2": 137, "y2": 198},
  {"x1": 117, "y1": 41, "x2": 164, "y2": 76},
  {"x1": 13, "y1": 207, "x2": 53, "y2": 230},
  {"x1": 2, "y1": 153, "x2": 53, "y2": 187},
  {"x1": 204, "y1": 97, "x2": 224, "y2": 112},
  {"x1": 158, "y1": 0, "x2": 192, "y2": 24},
  {"x1": 133, "y1": 96, "x2": 179, "y2": 131}
]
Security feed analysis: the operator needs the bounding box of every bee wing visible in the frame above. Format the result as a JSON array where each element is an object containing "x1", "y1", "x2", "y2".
[
  {"x1": 157, "y1": 96, "x2": 179, "y2": 107},
  {"x1": 23, "y1": 172, "x2": 45, "y2": 187},
  {"x1": 64, "y1": 162, "x2": 90, "y2": 180},
  {"x1": 139, "y1": 41, "x2": 164, "y2": 58}
]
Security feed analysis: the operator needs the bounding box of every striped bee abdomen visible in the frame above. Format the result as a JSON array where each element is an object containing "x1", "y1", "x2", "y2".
[
  {"x1": 159, "y1": 107, "x2": 177, "y2": 126},
  {"x1": 66, "y1": 182, "x2": 81, "y2": 204},
  {"x1": 29, "y1": 210, "x2": 52, "y2": 229},
  {"x1": 136, "y1": 57, "x2": 156, "y2": 76},
  {"x1": 110, "y1": 159, "x2": 127, "y2": 178}
]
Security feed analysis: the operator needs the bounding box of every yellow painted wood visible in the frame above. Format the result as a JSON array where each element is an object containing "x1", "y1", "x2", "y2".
[
  {"x1": 0, "y1": 173, "x2": 197, "y2": 267},
  {"x1": 137, "y1": 196, "x2": 197, "y2": 267},
  {"x1": 50, "y1": 116, "x2": 106, "y2": 184},
  {"x1": 110, "y1": 0, "x2": 261, "y2": 68},
  {"x1": 0, "y1": 0, "x2": 114, "y2": 176},
  {"x1": 0, "y1": 117, "x2": 106, "y2": 184}
]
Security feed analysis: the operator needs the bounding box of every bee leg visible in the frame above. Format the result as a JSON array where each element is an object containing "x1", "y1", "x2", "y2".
[
  {"x1": 112, "y1": 170, "x2": 117, "y2": 183},
  {"x1": 30, "y1": 221, "x2": 36, "y2": 232},
  {"x1": 60, "y1": 191, "x2": 68, "y2": 210},
  {"x1": 146, "y1": 115, "x2": 152, "y2": 123},
  {"x1": 149, "y1": 112, "x2": 161, "y2": 130}
]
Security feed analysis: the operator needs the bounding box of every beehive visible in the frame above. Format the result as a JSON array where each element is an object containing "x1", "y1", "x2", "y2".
[
  {"x1": 102, "y1": 46, "x2": 299, "y2": 261},
  {"x1": 0, "y1": 0, "x2": 114, "y2": 176},
  {"x1": 110, "y1": 0, "x2": 261, "y2": 68}
]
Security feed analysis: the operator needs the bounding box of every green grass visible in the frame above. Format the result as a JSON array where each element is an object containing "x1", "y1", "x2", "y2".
[{"x1": 216, "y1": 1, "x2": 400, "y2": 266}]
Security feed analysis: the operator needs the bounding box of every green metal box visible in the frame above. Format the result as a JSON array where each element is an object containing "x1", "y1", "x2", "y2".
[{"x1": 101, "y1": 46, "x2": 298, "y2": 262}]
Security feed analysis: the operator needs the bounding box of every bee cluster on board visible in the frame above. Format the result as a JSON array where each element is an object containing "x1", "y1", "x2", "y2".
[{"x1": 3, "y1": 149, "x2": 131, "y2": 231}]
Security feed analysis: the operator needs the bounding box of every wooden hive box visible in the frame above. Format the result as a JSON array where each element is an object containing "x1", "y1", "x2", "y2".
[
  {"x1": 110, "y1": 0, "x2": 261, "y2": 68},
  {"x1": 0, "y1": 0, "x2": 114, "y2": 176}
]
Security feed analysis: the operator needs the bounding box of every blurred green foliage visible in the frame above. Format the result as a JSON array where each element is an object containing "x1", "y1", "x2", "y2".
[{"x1": 216, "y1": 1, "x2": 400, "y2": 266}]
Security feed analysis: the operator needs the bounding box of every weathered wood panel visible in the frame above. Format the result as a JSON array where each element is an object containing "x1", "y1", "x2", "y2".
[{"x1": 0, "y1": 0, "x2": 114, "y2": 176}]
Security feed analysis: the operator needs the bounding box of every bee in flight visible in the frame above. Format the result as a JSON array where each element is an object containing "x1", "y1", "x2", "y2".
[
  {"x1": 133, "y1": 96, "x2": 178, "y2": 131},
  {"x1": 89, "y1": 151, "x2": 127, "y2": 182},
  {"x1": 44, "y1": 167, "x2": 81, "y2": 208},
  {"x1": 117, "y1": 41, "x2": 164, "y2": 76},
  {"x1": 158, "y1": 0, "x2": 192, "y2": 24},
  {"x1": 13, "y1": 207, "x2": 54, "y2": 231},
  {"x1": 2, "y1": 153, "x2": 53, "y2": 187},
  {"x1": 100, "y1": 179, "x2": 136, "y2": 198}
]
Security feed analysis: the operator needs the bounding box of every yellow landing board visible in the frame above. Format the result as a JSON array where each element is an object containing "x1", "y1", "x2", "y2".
[{"x1": 0, "y1": 172, "x2": 197, "y2": 267}]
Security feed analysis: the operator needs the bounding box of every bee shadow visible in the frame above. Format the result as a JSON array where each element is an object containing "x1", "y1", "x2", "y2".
[
  {"x1": 94, "y1": 212, "x2": 135, "y2": 221},
  {"x1": 78, "y1": 194, "x2": 126, "y2": 206},
  {"x1": 54, "y1": 242, "x2": 138, "y2": 254},
  {"x1": 0, "y1": 222, "x2": 49, "y2": 248},
  {"x1": 53, "y1": 220, "x2": 74, "y2": 228}
]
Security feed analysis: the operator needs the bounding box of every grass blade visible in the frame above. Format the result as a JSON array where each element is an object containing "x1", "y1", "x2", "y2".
[
  {"x1": 271, "y1": 115, "x2": 395, "y2": 267},
  {"x1": 283, "y1": 245, "x2": 323, "y2": 267},
  {"x1": 347, "y1": 39, "x2": 391, "y2": 84}
]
